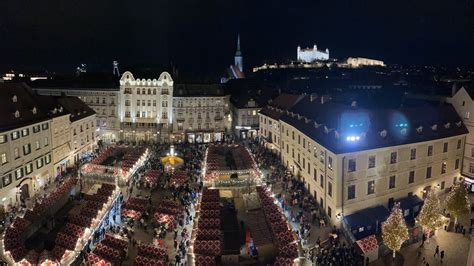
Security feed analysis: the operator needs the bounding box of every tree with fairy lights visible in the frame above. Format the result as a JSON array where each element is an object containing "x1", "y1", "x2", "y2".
[
  {"x1": 416, "y1": 191, "x2": 447, "y2": 239},
  {"x1": 446, "y1": 182, "x2": 470, "y2": 224},
  {"x1": 382, "y1": 203, "x2": 409, "y2": 259}
]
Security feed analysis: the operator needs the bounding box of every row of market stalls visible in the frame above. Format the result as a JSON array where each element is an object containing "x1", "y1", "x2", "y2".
[{"x1": 342, "y1": 194, "x2": 424, "y2": 263}]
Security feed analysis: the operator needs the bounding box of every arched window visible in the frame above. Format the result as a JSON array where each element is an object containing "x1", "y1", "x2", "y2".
[
  {"x1": 137, "y1": 88, "x2": 141, "y2": 94},
  {"x1": 148, "y1": 89, "x2": 151, "y2": 94},
  {"x1": 153, "y1": 89, "x2": 156, "y2": 95},
  {"x1": 142, "y1": 88, "x2": 146, "y2": 94}
]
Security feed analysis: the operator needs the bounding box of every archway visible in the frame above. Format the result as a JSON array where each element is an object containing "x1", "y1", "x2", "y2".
[{"x1": 20, "y1": 184, "x2": 29, "y2": 202}]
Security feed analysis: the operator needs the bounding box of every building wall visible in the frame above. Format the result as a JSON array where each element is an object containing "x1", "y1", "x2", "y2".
[
  {"x1": 231, "y1": 105, "x2": 260, "y2": 139},
  {"x1": 297, "y1": 45, "x2": 329, "y2": 62},
  {"x1": 447, "y1": 87, "x2": 474, "y2": 178},
  {"x1": 280, "y1": 120, "x2": 465, "y2": 225},
  {"x1": 172, "y1": 95, "x2": 231, "y2": 143},
  {"x1": 51, "y1": 115, "x2": 72, "y2": 177},
  {"x1": 119, "y1": 71, "x2": 173, "y2": 142},
  {"x1": 34, "y1": 88, "x2": 120, "y2": 142},
  {"x1": 258, "y1": 114, "x2": 281, "y2": 153},
  {"x1": 0, "y1": 121, "x2": 53, "y2": 210},
  {"x1": 71, "y1": 115, "x2": 97, "y2": 164},
  {"x1": 346, "y1": 57, "x2": 385, "y2": 68}
]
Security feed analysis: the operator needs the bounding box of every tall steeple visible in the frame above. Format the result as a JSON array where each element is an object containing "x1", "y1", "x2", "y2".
[{"x1": 234, "y1": 34, "x2": 243, "y2": 73}]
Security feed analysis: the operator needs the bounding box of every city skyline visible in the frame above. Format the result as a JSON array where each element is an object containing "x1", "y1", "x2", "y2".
[{"x1": 1, "y1": 0, "x2": 473, "y2": 77}]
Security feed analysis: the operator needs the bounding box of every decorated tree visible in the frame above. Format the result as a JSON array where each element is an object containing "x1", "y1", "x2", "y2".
[
  {"x1": 446, "y1": 182, "x2": 470, "y2": 224},
  {"x1": 416, "y1": 191, "x2": 447, "y2": 238},
  {"x1": 382, "y1": 203, "x2": 409, "y2": 258}
]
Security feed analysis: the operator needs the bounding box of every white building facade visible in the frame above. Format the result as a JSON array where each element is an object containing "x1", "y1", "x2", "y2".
[
  {"x1": 119, "y1": 71, "x2": 173, "y2": 142},
  {"x1": 297, "y1": 45, "x2": 330, "y2": 62},
  {"x1": 274, "y1": 95, "x2": 466, "y2": 225}
]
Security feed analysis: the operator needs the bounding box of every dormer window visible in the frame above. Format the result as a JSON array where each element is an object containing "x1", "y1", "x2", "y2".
[
  {"x1": 32, "y1": 107, "x2": 37, "y2": 114},
  {"x1": 14, "y1": 110, "x2": 20, "y2": 118},
  {"x1": 12, "y1": 95, "x2": 17, "y2": 103},
  {"x1": 380, "y1": 129, "x2": 387, "y2": 138},
  {"x1": 416, "y1": 126, "x2": 423, "y2": 133}
]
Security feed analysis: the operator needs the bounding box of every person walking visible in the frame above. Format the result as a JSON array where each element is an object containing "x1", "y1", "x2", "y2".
[
  {"x1": 440, "y1": 250, "x2": 444, "y2": 263},
  {"x1": 434, "y1": 245, "x2": 439, "y2": 257}
]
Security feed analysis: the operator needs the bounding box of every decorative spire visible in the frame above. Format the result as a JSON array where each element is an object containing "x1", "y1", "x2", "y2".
[{"x1": 235, "y1": 34, "x2": 242, "y2": 56}]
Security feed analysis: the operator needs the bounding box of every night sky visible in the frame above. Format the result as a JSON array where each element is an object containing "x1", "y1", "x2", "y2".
[{"x1": 0, "y1": 0, "x2": 473, "y2": 77}]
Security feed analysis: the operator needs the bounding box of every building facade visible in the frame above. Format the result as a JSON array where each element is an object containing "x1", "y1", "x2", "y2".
[
  {"x1": 273, "y1": 94, "x2": 466, "y2": 225},
  {"x1": 32, "y1": 77, "x2": 120, "y2": 143},
  {"x1": 258, "y1": 93, "x2": 304, "y2": 153},
  {"x1": 119, "y1": 71, "x2": 173, "y2": 142},
  {"x1": 447, "y1": 86, "x2": 474, "y2": 179},
  {"x1": 172, "y1": 84, "x2": 231, "y2": 143},
  {"x1": 297, "y1": 45, "x2": 330, "y2": 62}
]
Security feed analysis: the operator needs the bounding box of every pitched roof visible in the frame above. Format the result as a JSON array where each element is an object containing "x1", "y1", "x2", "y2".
[
  {"x1": 173, "y1": 84, "x2": 227, "y2": 97},
  {"x1": 259, "y1": 93, "x2": 304, "y2": 120},
  {"x1": 56, "y1": 97, "x2": 95, "y2": 122},
  {"x1": 0, "y1": 83, "x2": 51, "y2": 132},
  {"x1": 30, "y1": 73, "x2": 119, "y2": 90},
  {"x1": 462, "y1": 83, "x2": 474, "y2": 99},
  {"x1": 281, "y1": 94, "x2": 468, "y2": 154}
]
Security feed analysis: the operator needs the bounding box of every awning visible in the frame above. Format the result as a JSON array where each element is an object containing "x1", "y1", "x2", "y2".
[{"x1": 343, "y1": 205, "x2": 389, "y2": 240}]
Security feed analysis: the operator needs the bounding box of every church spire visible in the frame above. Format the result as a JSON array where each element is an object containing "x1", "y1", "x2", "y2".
[
  {"x1": 235, "y1": 34, "x2": 242, "y2": 56},
  {"x1": 234, "y1": 34, "x2": 243, "y2": 72}
]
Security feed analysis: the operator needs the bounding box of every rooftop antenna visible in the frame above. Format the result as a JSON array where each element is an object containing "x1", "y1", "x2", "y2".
[{"x1": 113, "y1": 61, "x2": 120, "y2": 76}]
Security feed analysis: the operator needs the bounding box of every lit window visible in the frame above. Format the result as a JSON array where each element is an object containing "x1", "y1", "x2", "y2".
[
  {"x1": 0, "y1": 153, "x2": 7, "y2": 164},
  {"x1": 15, "y1": 168, "x2": 23, "y2": 180},
  {"x1": 0, "y1": 135, "x2": 6, "y2": 144},
  {"x1": 389, "y1": 175, "x2": 396, "y2": 189},
  {"x1": 25, "y1": 163, "x2": 32, "y2": 174},
  {"x1": 390, "y1": 152, "x2": 397, "y2": 164},
  {"x1": 328, "y1": 156, "x2": 333, "y2": 170},
  {"x1": 368, "y1": 180, "x2": 375, "y2": 195},
  {"x1": 368, "y1": 155, "x2": 376, "y2": 168},
  {"x1": 11, "y1": 131, "x2": 19, "y2": 140},
  {"x1": 410, "y1": 148, "x2": 416, "y2": 160},
  {"x1": 441, "y1": 162, "x2": 447, "y2": 174}
]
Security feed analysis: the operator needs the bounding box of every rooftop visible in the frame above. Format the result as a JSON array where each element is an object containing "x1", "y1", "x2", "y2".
[
  {"x1": 280, "y1": 92, "x2": 468, "y2": 154},
  {"x1": 30, "y1": 73, "x2": 119, "y2": 90},
  {"x1": 173, "y1": 84, "x2": 227, "y2": 97}
]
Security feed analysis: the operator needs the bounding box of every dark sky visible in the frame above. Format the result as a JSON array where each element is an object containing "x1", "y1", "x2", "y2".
[{"x1": 0, "y1": 0, "x2": 473, "y2": 78}]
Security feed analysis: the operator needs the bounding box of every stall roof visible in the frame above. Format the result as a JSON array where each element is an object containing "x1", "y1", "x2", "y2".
[
  {"x1": 398, "y1": 195, "x2": 424, "y2": 211},
  {"x1": 344, "y1": 205, "x2": 389, "y2": 229}
]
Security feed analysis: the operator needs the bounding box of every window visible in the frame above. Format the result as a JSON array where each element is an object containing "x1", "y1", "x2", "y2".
[
  {"x1": 35, "y1": 140, "x2": 40, "y2": 150},
  {"x1": 441, "y1": 181, "x2": 445, "y2": 189},
  {"x1": 298, "y1": 135, "x2": 300, "y2": 144},
  {"x1": 328, "y1": 182, "x2": 332, "y2": 197},
  {"x1": 457, "y1": 139, "x2": 462, "y2": 149},
  {"x1": 42, "y1": 123, "x2": 49, "y2": 130},
  {"x1": 137, "y1": 88, "x2": 141, "y2": 94},
  {"x1": 125, "y1": 100, "x2": 130, "y2": 106},
  {"x1": 45, "y1": 154, "x2": 51, "y2": 164},
  {"x1": 348, "y1": 159, "x2": 356, "y2": 172},
  {"x1": 313, "y1": 168, "x2": 317, "y2": 181},
  {"x1": 465, "y1": 111, "x2": 470, "y2": 119},
  {"x1": 428, "y1": 145, "x2": 433, "y2": 156},
  {"x1": 426, "y1": 166, "x2": 432, "y2": 178},
  {"x1": 368, "y1": 155, "x2": 376, "y2": 168},
  {"x1": 153, "y1": 100, "x2": 157, "y2": 106},
  {"x1": 14, "y1": 148, "x2": 19, "y2": 159},
  {"x1": 148, "y1": 89, "x2": 151, "y2": 94},
  {"x1": 443, "y1": 142, "x2": 448, "y2": 153},
  {"x1": 0, "y1": 135, "x2": 6, "y2": 144},
  {"x1": 137, "y1": 100, "x2": 140, "y2": 106},
  {"x1": 142, "y1": 89, "x2": 145, "y2": 94},
  {"x1": 348, "y1": 185, "x2": 356, "y2": 200},
  {"x1": 162, "y1": 112, "x2": 168, "y2": 119},
  {"x1": 148, "y1": 100, "x2": 151, "y2": 106},
  {"x1": 320, "y1": 175, "x2": 324, "y2": 188},
  {"x1": 136, "y1": 111, "x2": 140, "y2": 117},
  {"x1": 36, "y1": 158, "x2": 43, "y2": 169},
  {"x1": 320, "y1": 151, "x2": 324, "y2": 164},
  {"x1": 455, "y1": 159, "x2": 460, "y2": 170},
  {"x1": 125, "y1": 111, "x2": 131, "y2": 118},
  {"x1": 328, "y1": 156, "x2": 333, "y2": 170},
  {"x1": 142, "y1": 112, "x2": 146, "y2": 118},
  {"x1": 44, "y1": 137, "x2": 48, "y2": 147},
  {"x1": 21, "y1": 128, "x2": 29, "y2": 137},
  {"x1": 15, "y1": 168, "x2": 23, "y2": 180},
  {"x1": 410, "y1": 148, "x2": 416, "y2": 160},
  {"x1": 33, "y1": 125, "x2": 40, "y2": 133},
  {"x1": 408, "y1": 171, "x2": 415, "y2": 184},
  {"x1": 441, "y1": 162, "x2": 447, "y2": 174},
  {"x1": 102, "y1": 98, "x2": 105, "y2": 104},
  {"x1": 0, "y1": 153, "x2": 7, "y2": 164},
  {"x1": 390, "y1": 152, "x2": 397, "y2": 164},
  {"x1": 327, "y1": 207, "x2": 332, "y2": 218},
  {"x1": 303, "y1": 138, "x2": 306, "y2": 148},
  {"x1": 23, "y1": 144, "x2": 31, "y2": 155},
  {"x1": 389, "y1": 175, "x2": 396, "y2": 189},
  {"x1": 25, "y1": 163, "x2": 32, "y2": 174},
  {"x1": 468, "y1": 163, "x2": 474, "y2": 173},
  {"x1": 2, "y1": 174, "x2": 11, "y2": 186},
  {"x1": 11, "y1": 131, "x2": 19, "y2": 140},
  {"x1": 368, "y1": 180, "x2": 375, "y2": 195}
]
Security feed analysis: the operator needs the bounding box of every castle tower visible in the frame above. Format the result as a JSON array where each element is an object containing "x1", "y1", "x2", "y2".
[
  {"x1": 234, "y1": 34, "x2": 243, "y2": 73},
  {"x1": 113, "y1": 61, "x2": 120, "y2": 76}
]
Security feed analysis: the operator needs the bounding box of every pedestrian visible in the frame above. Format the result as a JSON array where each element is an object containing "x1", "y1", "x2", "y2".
[
  {"x1": 421, "y1": 233, "x2": 426, "y2": 247},
  {"x1": 434, "y1": 245, "x2": 439, "y2": 257},
  {"x1": 422, "y1": 257, "x2": 426, "y2": 265},
  {"x1": 440, "y1": 250, "x2": 444, "y2": 263}
]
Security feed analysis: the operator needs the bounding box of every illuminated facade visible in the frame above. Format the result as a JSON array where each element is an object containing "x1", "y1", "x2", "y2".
[
  {"x1": 171, "y1": 84, "x2": 231, "y2": 143},
  {"x1": 297, "y1": 44, "x2": 330, "y2": 62},
  {"x1": 119, "y1": 71, "x2": 173, "y2": 142},
  {"x1": 271, "y1": 94, "x2": 466, "y2": 224},
  {"x1": 346, "y1": 57, "x2": 385, "y2": 68}
]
